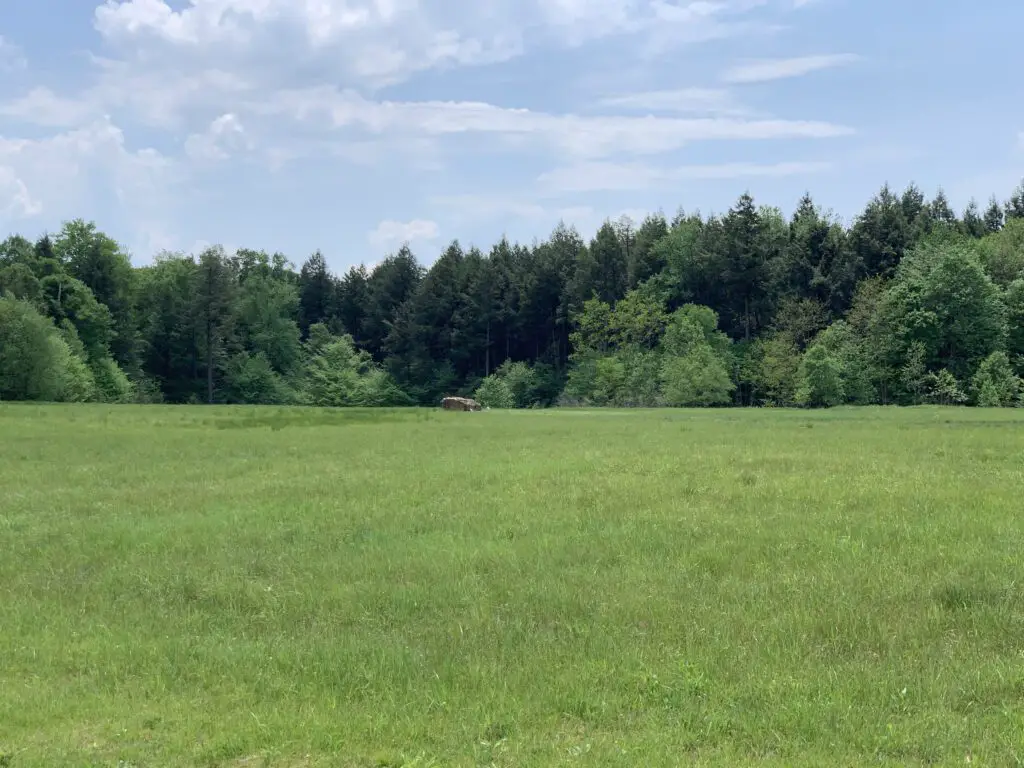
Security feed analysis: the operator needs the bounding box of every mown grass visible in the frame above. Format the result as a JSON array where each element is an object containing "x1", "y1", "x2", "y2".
[{"x1": 1, "y1": 404, "x2": 1023, "y2": 766}]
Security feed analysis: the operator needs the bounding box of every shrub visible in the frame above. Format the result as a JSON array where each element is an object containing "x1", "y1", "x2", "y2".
[
  {"x1": 971, "y1": 351, "x2": 1020, "y2": 406},
  {"x1": 795, "y1": 344, "x2": 845, "y2": 408},
  {"x1": 475, "y1": 375, "x2": 515, "y2": 408},
  {"x1": 225, "y1": 351, "x2": 294, "y2": 405},
  {"x1": 0, "y1": 297, "x2": 66, "y2": 401},
  {"x1": 90, "y1": 356, "x2": 135, "y2": 403}
]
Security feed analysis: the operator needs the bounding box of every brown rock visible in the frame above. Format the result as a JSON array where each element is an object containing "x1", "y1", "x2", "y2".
[{"x1": 440, "y1": 396, "x2": 482, "y2": 411}]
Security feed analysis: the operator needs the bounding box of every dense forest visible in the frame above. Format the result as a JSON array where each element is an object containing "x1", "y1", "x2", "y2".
[{"x1": 3, "y1": 181, "x2": 1024, "y2": 408}]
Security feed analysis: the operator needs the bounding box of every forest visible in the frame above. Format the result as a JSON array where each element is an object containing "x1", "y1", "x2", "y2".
[{"x1": 2, "y1": 181, "x2": 1024, "y2": 409}]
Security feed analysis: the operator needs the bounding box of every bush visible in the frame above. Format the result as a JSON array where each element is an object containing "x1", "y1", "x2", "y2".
[
  {"x1": 925, "y1": 369, "x2": 967, "y2": 405},
  {"x1": 494, "y1": 360, "x2": 538, "y2": 407},
  {"x1": 795, "y1": 344, "x2": 845, "y2": 408},
  {"x1": 51, "y1": 336, "x2": 96, "y2": 402},
  {"x1": 225, "y1": 352, "x2": 294, "y2": 405},
  {"x1": 475, "y1": 375, "x2": 515, "y2": 408},
  {"x1": 130, "y1": 375, "x2": 165, "y2": 404},
  {"x1": 0, "y1": 297, "x2": 66, "y2": 401},
  {"x1": 90, "y1": 356, "x2": 135, "y2": 403},
  {"x1": 303, "y1": 331, "x2": 412, "y2": 407},
  {"x1": 971, "y1": 351, "x2": 1020, "y2": 406},
  {"x1": 353, "y1": 368, "x2": 413, "y2": 407},
  {"x1": 660, "y1": 346, "x2": 734, "y2": 406}
]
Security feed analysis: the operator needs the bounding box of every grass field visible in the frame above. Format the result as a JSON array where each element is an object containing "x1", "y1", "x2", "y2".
[{"x1": 2, "y1": 404, "x2": 1024, "y2": 766}]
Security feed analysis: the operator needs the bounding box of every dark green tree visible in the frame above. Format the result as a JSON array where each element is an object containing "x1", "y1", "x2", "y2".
[{"x1": 192, "y1": 246, "x2": 237, "y2": 403}]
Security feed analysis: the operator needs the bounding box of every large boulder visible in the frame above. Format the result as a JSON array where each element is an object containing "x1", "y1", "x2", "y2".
[{"x1": 440, "y1": 396, "x2": 482, "y2": 411}]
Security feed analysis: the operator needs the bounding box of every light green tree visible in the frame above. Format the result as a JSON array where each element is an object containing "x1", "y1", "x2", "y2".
[
  {"x1": 795, "y1": 343, "x2": 845, "y2": 407},
  {"x1": 971, "y1": 351, "x2": 1020, "y2": 406}
]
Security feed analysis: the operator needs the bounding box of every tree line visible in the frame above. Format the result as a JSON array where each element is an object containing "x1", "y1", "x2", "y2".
[{"x1": 2, "y1": 180, "x2": 1024, "y2": 408}]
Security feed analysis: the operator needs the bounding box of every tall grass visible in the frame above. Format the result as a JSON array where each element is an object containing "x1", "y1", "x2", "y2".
[{"x1": 1, "y1": 404, "x2": 1023, "y2": 766}]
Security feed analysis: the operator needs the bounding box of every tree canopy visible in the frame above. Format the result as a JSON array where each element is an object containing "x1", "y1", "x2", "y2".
[{"x1": 3, "y1": 180, "x2": 1023, "y2": 407}]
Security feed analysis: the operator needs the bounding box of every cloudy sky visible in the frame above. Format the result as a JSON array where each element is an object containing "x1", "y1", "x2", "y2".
[{"x1": 1, "y1": 0, "x2": 1021, "y2": 270}]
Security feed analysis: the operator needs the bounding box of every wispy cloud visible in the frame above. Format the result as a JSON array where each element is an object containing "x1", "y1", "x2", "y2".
[
  {"x1": 596, "y1": 88, "x2": 750, "y2": 116},
  {"x1": 368, "y1": 218, "x2": 440, "y2": 251},
  {"x1": 537, "y1": 160, "x2": 831, "y2": 193},
  {"x1": 722, "y1": 53, "x2": 860, "y2": 83},
  {"x1": 254, "y1": 87, "x2": 853, "y2": 159}
]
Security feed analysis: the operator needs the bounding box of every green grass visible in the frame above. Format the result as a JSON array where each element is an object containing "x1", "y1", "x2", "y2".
[{"x1": 2, "y1": 404, "x2": 1024, "y2": 766}]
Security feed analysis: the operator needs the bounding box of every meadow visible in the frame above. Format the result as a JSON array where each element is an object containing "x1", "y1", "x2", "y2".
[{"x1": 1, "y1": 404, "x2": 1023, "y2": 767}]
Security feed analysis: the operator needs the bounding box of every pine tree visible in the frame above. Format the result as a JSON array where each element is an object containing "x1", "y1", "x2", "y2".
[
  {"x1": 983, "y1": 196, "x2": 1004, "y2": 233},
  {"x1": 1006, "y1": 179, "x2": 1024, "y2": 220},
  {"x1": 962, "y1": 199, "x2": 986, "y2": 238},
  {"x1": 298, "y1": 250, "x2": 336, "y2": 337},
  {"x1": 192, "y1": 247, "x2": 237, "y2": 404}
]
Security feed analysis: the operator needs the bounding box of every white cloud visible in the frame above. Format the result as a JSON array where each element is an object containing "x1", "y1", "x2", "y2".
[
  {"x1": 0, "y1": 117, "x2": 177, "y2": 254},
  {"x1": 88, "y1": 58, "x2": 254, "y2": 129},
  {"x1": 90, "y1": 0, "x2": 770, "y2": 93},
  {"x1": 184, "y1": 113, "x2": 250, "y2": 160},
  {"x1": 722, "y1": 53, "x2": 860, "y2": 83},
  {"x1": 368, "y1": 218, "x2": 440, "y2": 250},
  {"x1": 94, "y1": 0, "x2": 407, "y2": 45},
  {"x1": 256, "y1": 87, "x2": 853, "y2": 158},
  {"x1": 0, "y1": 0, "x2": 852, "y2": 178},
  {"x1": 0, "y1": 167, "x2": 42, "y2": 220},
  {"x1": 596, "y1": 88, "x2": 750, "y2": 115},
  {"x1": 0, "y1": 0, "x2": 859, "y2": 261},
  {"x1": 93, "y1": 0, "x2": 525, "y2": 88},
  {"x1": 537, "y1": 159, "x2": 831, "y2": 193},
  {"x1": 431, "y1": 193, "x2": 595, "y2": 225},
  {"x1": 0, "y1": 87, "x2": 102, "y2": 128}
]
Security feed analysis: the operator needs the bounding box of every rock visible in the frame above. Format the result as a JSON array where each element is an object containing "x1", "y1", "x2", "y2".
[{"x1": 440, "y1": 396, "x2": 482, "y2": 411}]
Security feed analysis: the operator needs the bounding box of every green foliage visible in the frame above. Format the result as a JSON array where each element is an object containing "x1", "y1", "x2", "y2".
[
  {"x1": 796, "y1": 343, "x2": 845, "y2": 407},
  {"x1": 236, "y1": 269, "x2": 302, "y2": 375},
  {"x1": 658, "y1": 305, "x2": 735, "y2": 406},
  {"x1": 90, "y1": 356, "x2": 135, "y2": 403},
  {"x1": 971, "y1": 351, "x2": 1020, "y2": 407},
  {"x1": 302, "y1": 325, "x2": 410, "y2": 407},
  {"x1": 224, "y1": 351, "x2": 295, "y2": 405},
  {"x1": 490, "y1": 359, "x2": 540, "y2": 407},
  {"x1": 878, "y1": 241, "x2": 1007, "y2": 392},
  {"x1": 925, "y1": 369, "x2": 967, "y2": 405},
  {"x1": 5, "y1": 177, "x2": 1024, "y2": 409},
  {"x1": 474, "y1": 375, "x2": 515, "y2": 408},
  {"x1": 608, "y1": 288, "x2": 667, "y2": 348},
  {"x1": 748, "y1": 333, "x2": 801, "y2": 406},
  {"x1": 811, "y1": 321, "x2": 877, "y2": 404},
  {"x1": 53, "y1": 219, "x2": 139, "y2": 369},
  {"x1": 569, "y1": 296, "x2": 614, "y2": 353},
  {"x1": 40, "y1": 273, "x2": 114, "y2": 361},
  {"x1": 1005, "y1": 279, "x2": 1024, "y2": 374},
  {"x1": 617, "y1": 348, "x2": 663, "y2": 407},
  {"x1": 0, "y1": 262, "x2": 44, "y2": 306},
  {"x1": 660, "y1": 345, "x2": 734, "y2": 406},
  {"x1": 0, "y1": 297, "x2": 67, "y2": 401}
]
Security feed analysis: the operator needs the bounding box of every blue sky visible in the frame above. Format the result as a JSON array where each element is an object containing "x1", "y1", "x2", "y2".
[{"x1": 1, "y1": 0, "x2": 1021, "y2": 272}]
